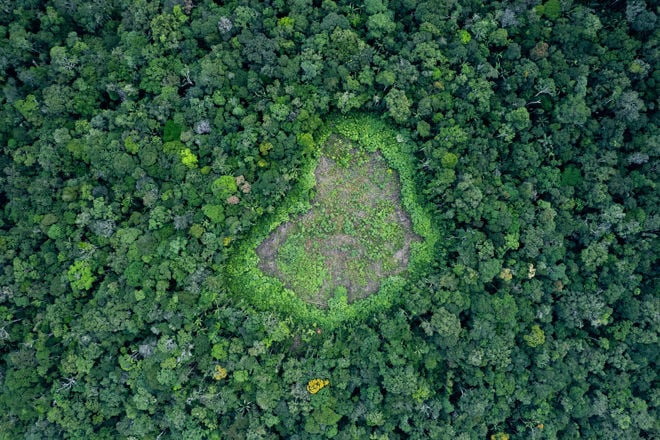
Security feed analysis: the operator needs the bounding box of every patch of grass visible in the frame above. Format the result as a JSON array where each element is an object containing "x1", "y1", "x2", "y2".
[
  {"x1": 276, "y1": 233, "x2": 329, "y2": 296},
  {"x1": 256, "y1": 135, "x2": 418, "y2": 307}
]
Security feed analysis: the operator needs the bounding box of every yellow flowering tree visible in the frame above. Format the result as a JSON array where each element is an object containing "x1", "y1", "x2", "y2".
[
  {"x1": 212, "y1": 365, "x2": 227, "y2": 380},
  {"x1": 306, "y1": 378, "x2": 329, "y2": 394}
]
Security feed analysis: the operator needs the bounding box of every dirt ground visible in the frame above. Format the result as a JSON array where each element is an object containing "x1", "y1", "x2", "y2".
[{"x1": 256, "y1": 135, "x2": 420, "y2": 308}]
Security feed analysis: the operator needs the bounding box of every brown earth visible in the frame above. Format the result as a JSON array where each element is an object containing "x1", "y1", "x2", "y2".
[{"x1": 256, "y1": 134, "x2": 420, "y2": 308}]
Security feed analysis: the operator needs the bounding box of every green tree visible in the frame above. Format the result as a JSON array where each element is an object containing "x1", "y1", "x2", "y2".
[
  {"x1": 385, "y1": 88, "x2": 411, "y2": 124},
  {"x1": 66, "y1": 260, "x2": 96, "y2": 292}
]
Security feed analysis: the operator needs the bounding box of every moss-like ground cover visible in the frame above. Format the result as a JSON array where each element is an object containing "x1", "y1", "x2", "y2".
[{"x1": 225, "y1": 115, "x2": 439, "y2": 326}]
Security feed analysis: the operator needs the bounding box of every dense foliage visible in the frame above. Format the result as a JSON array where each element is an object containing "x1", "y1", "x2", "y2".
[{"x1": 0, "y1": 0, "x2": 657, "y2": 439}]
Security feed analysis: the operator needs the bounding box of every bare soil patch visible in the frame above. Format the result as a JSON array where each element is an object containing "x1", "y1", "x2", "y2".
[{"x1": 256, "y1": 134, "x2": 420, "y2": 308}]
